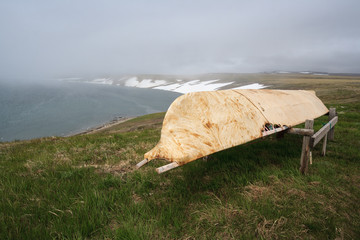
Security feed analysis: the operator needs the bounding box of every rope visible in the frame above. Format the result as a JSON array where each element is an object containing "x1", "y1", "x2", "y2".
[{"x1": 322, "y1": 121, "x2": 333, "y2": 129}]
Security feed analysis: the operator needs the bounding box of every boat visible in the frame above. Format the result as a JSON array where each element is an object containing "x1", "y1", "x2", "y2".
[{"x1": 136, "y1": 89, "x2": 328, "y2": 173}]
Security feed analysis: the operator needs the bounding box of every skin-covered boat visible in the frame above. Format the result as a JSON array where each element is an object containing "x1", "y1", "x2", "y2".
[{"x1": 136, "y1": 89, "x2": 328, "y2": 173}]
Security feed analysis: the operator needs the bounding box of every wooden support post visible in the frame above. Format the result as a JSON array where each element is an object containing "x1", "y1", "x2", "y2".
[
  {"x1": 136, "y1": 159, "x2": 149, "y2": 169},
  {"x1": 262, "y1": 126, "x2": 288, "y2": 137},
  {"x1": 287, "y1": 128, "x2": 314, "y2": 136},
  {"x1": 300, "y1": 119, "x2": 314, "y2": 174},
  {"x1": 310, "y1": 116, "x2": 337, "y2": 147},
  {"x1": 156, "y1": 162, "x2": 179, "y2": 174},
  {"x1": 322, "y1": 133, "x2": 328, "y2": 156},
  {"x1": 328, "y1": 108, "x2": 336, "y2": 141}
]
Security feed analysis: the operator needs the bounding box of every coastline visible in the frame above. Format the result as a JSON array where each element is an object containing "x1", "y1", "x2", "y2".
[{"x1": 66, "y1": 116, "x2": 134, "y2": 137}]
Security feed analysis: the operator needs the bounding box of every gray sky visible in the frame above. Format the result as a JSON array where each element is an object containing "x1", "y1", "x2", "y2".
[{"x1": 1, "y1": 0, "x2": 360, "y2": 80}]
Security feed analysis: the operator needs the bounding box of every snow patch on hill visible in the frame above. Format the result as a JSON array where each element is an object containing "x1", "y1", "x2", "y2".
[
  {"x1": 153, "y1": 79, "x2": 235, "y2": 93},
  {"x1": 86, "y1": 78, "x2": 113, "y2": 85},
  {"x1": 232, "y1": 83, "x2": 267, "y2": 90},
  {"x1": 124, "y1": 77, "x2": 167, "y2": 88},
  {"x1": 71, "y1": 76, "x2": 269, "y2": 93}
]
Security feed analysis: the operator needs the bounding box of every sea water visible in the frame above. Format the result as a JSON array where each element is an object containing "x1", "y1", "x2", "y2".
[{"x1": 0, "y1": 80, "x2": 181, "y2": 142}]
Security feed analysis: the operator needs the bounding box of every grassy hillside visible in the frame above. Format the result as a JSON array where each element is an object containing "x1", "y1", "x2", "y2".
[{"x1": 1, "y1": 74, "x2": 359, "y2": 239}]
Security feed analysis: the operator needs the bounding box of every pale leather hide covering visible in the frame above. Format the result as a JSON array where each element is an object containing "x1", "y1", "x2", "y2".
[{"x1": 144, "y1": 89, "x2": 328, "y2": 165}]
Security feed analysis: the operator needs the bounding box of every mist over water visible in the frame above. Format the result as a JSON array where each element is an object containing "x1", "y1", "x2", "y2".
[{"x1": 0, "y1": 81, "x2": 181, "y2": 142}]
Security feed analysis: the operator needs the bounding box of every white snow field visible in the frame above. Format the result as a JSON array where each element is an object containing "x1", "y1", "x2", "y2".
[
  {"x1": 232, "y1": 83, "x2": 267, "y2": 90},
  {"x1": 83, "y1": 76, "x2": 268, "y2": 93}
]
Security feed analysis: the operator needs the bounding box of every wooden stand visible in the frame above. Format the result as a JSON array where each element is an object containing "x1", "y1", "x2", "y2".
[
  {"x1": 328, "y1": 108, "x2": 336, "y2": 141},
  {"x1": 299, "y1": 120, "x2": 314, "y2": 174},
  {"x1": 138, "y1": 108, "x2": 337, "y2": 175},
  {"x1": 287, "y1": 108, "x2": 337, "y2": 174}
]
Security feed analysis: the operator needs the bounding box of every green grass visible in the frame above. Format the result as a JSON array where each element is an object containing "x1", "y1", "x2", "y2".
[{"x1": 1, "y1": 75, "x2": 360, "y2": 239}]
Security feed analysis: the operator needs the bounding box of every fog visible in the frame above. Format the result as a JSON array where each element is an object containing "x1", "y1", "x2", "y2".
[{"x1": 1, "y1": 0, "x2": 360, "y2": 81}]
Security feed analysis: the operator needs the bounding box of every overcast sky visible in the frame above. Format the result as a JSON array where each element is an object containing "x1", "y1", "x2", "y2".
[{"x1": 1, "y1": 0, "x2": 360, "y2": 80}]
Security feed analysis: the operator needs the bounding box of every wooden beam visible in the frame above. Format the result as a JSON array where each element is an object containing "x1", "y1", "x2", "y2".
[
  {"x1": 300, "y1": 119, "x2": 314, "y2": 174},
  {"x1": 322, "y1": 133, "x2": 328, "y2": 156},
  {"x1": 310, "y1": 116, "x2": 338, "y2": 147},
  {"x1": 287, "y1": 128, "x2": 314, "y2": 136},
  {"x1": 136, "y1": 159, "x2": 149, "y2": 169},
  {"x1": 328, "y1": 108, "x2": 336, "y2": 141},
  {"x1": 262, "y1": 126, "x2": 288, "y2": 137},
  {"x1": 156, "y1": 162, "x2": 179, "y2": 174}
]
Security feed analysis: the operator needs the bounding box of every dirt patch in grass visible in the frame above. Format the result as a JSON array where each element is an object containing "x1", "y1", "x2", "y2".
[
  {"x1": 24, "y1": 159, "x2": 42, "y2": 175},
  {"x1": 76, "y1": 162, "x2": 134, "y2": 175},
  {"x1": 53, "y1": 151, "x2": 71, "y2": 163},
  {"x1": 244, "y1": 184, "x2": 273, "y2": 201},
  {"x1": 255, "y1": 216, "x2": 290, "y2": 239},
  {"x1": 286, "y1": 188, "x2": 306, "y2": 199},
  {"x1": 108, "y1": 219, "x2": 121, "y2": 231},
  {"x1": 67, "y1": 139, "x2": 157, "y2": 176},
  {"x1": 132, "y1": 192, "x2": 143, "y2": 204},
  {"x1": 116, "y1": 143, "x2": 154, "y2": 164}
]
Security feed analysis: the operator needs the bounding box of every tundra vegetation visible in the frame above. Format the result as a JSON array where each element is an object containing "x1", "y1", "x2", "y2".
[{"x1": 0, "y1": 74, "x2": 359, "y2": 239}]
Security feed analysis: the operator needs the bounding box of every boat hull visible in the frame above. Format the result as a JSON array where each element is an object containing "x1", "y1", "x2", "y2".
[{"x1": 144, "y1": 89, "x2": 328, "y2": 165}]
